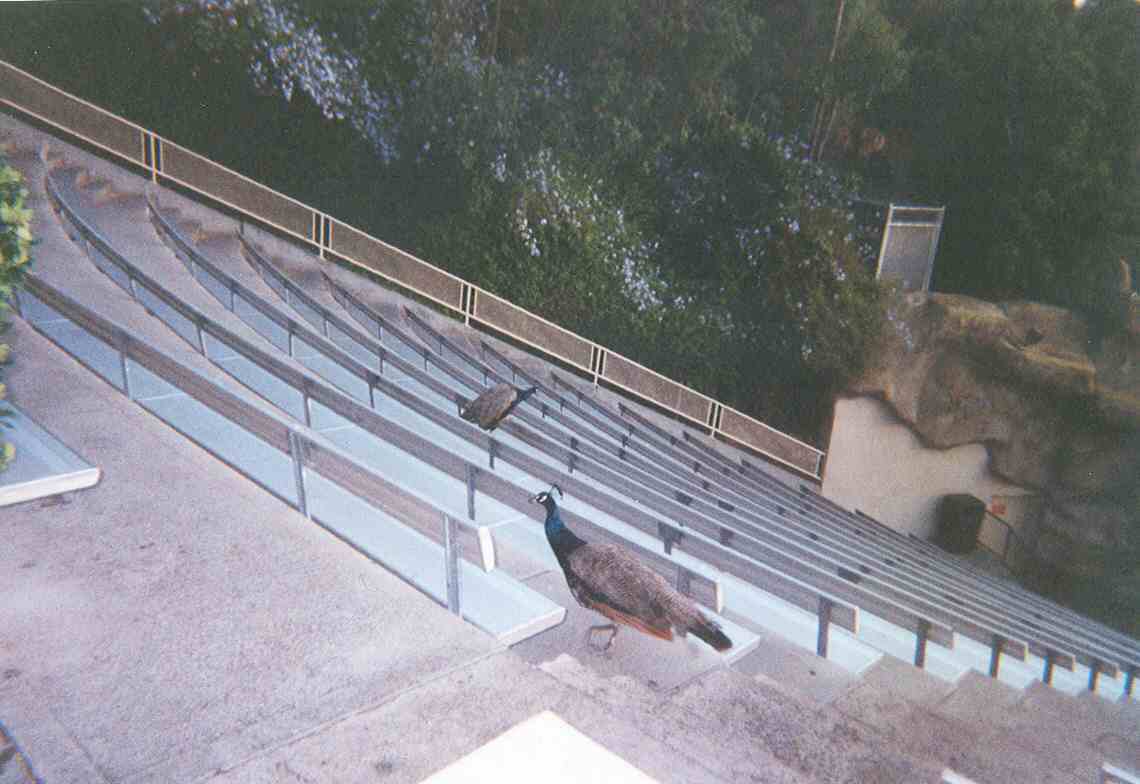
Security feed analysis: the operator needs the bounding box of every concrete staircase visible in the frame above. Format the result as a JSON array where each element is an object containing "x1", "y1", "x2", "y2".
[{"x1": 3, "y1": 112, "x2": 1139, "y2": 784}]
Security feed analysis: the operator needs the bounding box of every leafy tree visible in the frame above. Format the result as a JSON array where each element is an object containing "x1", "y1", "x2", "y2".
[
  {"x1": 0, "y1": 0, "x2": 890, "y2": 443},
  {"x1": 893, "y1": 0, "x2": 1138, "y2": 315},
  {"x1": 0, "y1": 158, "x2": 34, "y2": 471},
  {"x1": 807, "y1": 0, "x2": 909, "y2": 162}
]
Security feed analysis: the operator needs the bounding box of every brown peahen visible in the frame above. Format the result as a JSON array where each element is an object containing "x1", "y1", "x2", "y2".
[
  {"x1": 532, "y1": 486, "x2": 732, "y2": 653},
  {"x1": 459, "y1": 383, "x2": 537, "y2": 431}
]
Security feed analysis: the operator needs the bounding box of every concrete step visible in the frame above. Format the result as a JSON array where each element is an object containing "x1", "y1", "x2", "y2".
[
  {"x1": 0, "y1": 144, "x2": 41, "y2": 167},
  {"x1": 1015, "y1": 681, "x2": 1137, "y2": 745},
  {"x1": 536, "y1": 650, "x2": 962, "y2": 783},
  {"x1": 732, "y1": 630, "x2": 861, "y2": 707},
  {"x1": 831, "y1": 655, "x2": 957, "y2": 733},
  {"x1": 668, "y1": 665, "x2": 945, "y2": 783},
  {"x1": 931, "y1": 670, "x2": 1025, "y2": 736},
  {"x1": 90, "y1": 184, "x2": 149, "y2": 212},
  {"x1": 913, "y1": 677, "x2": 1138, "y2": 784},
  {"x1": 537, "y1": 653, "x2": 816, "y2": 783}
]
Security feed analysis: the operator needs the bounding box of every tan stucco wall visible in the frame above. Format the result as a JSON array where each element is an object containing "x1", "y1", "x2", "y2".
[{"x1": 822, "y1": 396, "x2": 1032, "y2": 539}]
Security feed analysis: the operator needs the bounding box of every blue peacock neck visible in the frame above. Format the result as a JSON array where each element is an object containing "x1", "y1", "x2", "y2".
[{"x1": 541, "y1": 500, "x2": 585, "y2": 555}]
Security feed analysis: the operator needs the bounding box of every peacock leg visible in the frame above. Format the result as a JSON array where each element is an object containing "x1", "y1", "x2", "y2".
[{"x1": 586, "y1": 623, "x2": 618, "y2": 653}]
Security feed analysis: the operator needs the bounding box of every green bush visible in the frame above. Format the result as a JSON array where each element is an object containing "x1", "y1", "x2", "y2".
[{"x1": 0, "y1": 157, "x2": 34, "y2": 471}]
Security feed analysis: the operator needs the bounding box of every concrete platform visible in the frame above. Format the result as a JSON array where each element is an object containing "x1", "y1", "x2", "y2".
[
  {"x1": 422, "y1": 710, "x2": 660, "y2": 783},
  {"x1": 0, "y1": 404, "x2": 100, "y2": 507}
]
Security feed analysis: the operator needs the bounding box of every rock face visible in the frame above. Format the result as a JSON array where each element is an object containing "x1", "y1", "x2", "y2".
[{"x1": 853, "y1": 292, "x2": 1140, "y2": 587}]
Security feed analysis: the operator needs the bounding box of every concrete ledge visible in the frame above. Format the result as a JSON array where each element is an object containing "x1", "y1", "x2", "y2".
[{"x1": 0, "y1": 405, "x2": 100, "y2": 507}]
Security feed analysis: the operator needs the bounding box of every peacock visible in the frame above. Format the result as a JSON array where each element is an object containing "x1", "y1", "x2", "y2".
[
  {"x1": 533, "y1": 485, "x2": 733, "y2": 653},
  {"x1": 459, "y1": 383, "x2": 537, "y2": 431}
]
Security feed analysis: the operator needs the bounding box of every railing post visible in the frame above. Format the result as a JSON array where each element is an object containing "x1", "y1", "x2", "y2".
[
  {"x1": 988, "y1": 634, "x2": 1004, "y2": 679},
  {"x1": 1043, "y1": 651, "x2": 1056, "y2": 685},
  {"x1": 914, "y1": 618, "x2": 931, "y2": 669},
  {"x1": 119, "y1": 348, "x2": 133, "y2": 399},
  {"x1": 816, "y1": 597, "x2": 833, "y2": 658},
  {"x1": 658, "y1": 523, "x2": 681, "y2": 556},
  {"x1": 1088, "y1": 661, "x2": 1101, "y2": 693},
  {"x1": 196, "y1": 316, "x2": 207, "y2": 355},
  {"x1": 1124, "y1": 667, "x2": 1135, "y2": 698},
  {"x1": 443, "y1": 514, "x2": 462, "y2": 615},
  {"x1": 487, "y1": 439, "x2": 497, "y2": 470},
  {"x1": 288, "y1": 430, "x2": 309, "y2": 519},
  {"x1": 465, "y1": 464, "x2": 477, "y2": 521},
  {"x1": 675, "y1": 567, "x2": 691, "y2": 597}
]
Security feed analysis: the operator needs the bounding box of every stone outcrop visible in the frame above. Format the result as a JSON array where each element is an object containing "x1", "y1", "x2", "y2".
[{"x1": 852, "y1": 291, "x2": 1140, "y2": 584}]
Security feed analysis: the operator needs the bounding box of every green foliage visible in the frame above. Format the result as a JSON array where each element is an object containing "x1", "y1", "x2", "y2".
[
  {"x1": 807, "y1": 0, "x2": 910, "y2": 160},
  {"x1": 894, "y1": 0, "x2": 1138, "y2": 316},
  {"x1": 0, "y1": 158, "x2": 34, "y2": 472},
  {"x1": 0, "y1": 0, "x2": 893, "y2": 444}
]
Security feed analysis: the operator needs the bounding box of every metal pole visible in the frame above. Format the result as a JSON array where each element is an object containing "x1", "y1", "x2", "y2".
[
  {"x1": 1042, "y1": 651, "x2": 1056, "y2": 685},
  {"x1": 816, "y1": 597, "x2": 833, "y2": 658},
  {"x1": 443, "y1": 514, "x2": 462, "y2": 615},
  {"x1": 988, "y1": 635, "x2": 1004, "y2": 678},
  {"x1": 675, "y1": 567, "x2": 691, "y2": 597},
  {"x1": 914, "y1": 619, "x2": 930, "y2": 669},
  {"x1": 120, "y1": 350, "x2": 133, "y2": 399},
  {"x1": 289, "y1": 430, "x2": 309, "y2": 518},
  {"x1": 1088, "y1": 661, "x2": 1101, "y2": 693},
  {"x1": 465, "y1": 464, "x2": 477, "y2": 520}
]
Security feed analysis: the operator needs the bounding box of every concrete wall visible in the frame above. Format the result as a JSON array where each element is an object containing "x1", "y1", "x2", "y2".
[{"x1": 822, "y1": 396, "x2": 1032, "y2": 540}]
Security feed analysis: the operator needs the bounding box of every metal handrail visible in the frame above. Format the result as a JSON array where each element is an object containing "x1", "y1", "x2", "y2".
[{"x1": 976, "y1": 510, "x2": 1025, "y2": 568}]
